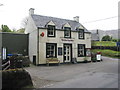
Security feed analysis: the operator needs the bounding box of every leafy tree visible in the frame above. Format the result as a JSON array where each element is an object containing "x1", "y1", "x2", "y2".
[
  {"x1": 102, "y1": 35, "x2": 112, "y2": 41},
  {"x1": 1, "y1": 25, "x2": 12, "y2": 32}
]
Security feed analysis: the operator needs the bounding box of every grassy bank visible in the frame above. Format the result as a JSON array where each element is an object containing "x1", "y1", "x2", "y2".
[
  {"x1": 91, "y1": 49, "x2": 120, "y2": 58},
  {"x1": 92, "y1": 41, "x2": 116, "y2": 46}
]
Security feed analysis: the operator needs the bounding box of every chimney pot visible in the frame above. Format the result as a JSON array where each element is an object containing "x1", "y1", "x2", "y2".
[
  {"x1": 73, "y1": 16, "x2": 79, "y2": 22},
  {"x1": 29, "y1": 8, "x2": 35, "y2": 15}
]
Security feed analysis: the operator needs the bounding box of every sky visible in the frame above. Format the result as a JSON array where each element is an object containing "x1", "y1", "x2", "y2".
[{"x1": 0, "y1": 0, "x2": 119, "y2": 30}]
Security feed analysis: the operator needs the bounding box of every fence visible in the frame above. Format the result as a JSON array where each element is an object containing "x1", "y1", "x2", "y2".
[
  {"x1": 92, "y1": 46, "x2": 120, "y2": 51},
  {"x1": 2, "y1": 60, "x2": 10, "y2": 70},
  {"x1": 2, "y1": 56, "x2": 23, "y2": 70}
]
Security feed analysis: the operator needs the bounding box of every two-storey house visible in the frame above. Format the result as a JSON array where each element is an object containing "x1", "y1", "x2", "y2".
[{"x1": 25, "y1": 8, "x2": 91, "y2": 65}]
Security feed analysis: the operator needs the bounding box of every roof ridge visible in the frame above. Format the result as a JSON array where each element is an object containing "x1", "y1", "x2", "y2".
[{"x1": 32, "y1": 14, "x2": 79, "y2": 23}]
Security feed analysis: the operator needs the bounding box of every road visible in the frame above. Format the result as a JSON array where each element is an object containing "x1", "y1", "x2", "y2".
[{"x1": 25, "y1": 56, "x2": 118, "y2": 88}]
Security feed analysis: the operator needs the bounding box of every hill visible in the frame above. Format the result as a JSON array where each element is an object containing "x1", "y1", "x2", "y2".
[{"x1": 90, "y1": 29, "x2": 118, "y2": 41}]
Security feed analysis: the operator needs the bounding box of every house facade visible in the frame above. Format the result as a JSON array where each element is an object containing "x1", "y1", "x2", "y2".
[{"x1": 25, "y1": 8, "x2": 91, "y2": 65}]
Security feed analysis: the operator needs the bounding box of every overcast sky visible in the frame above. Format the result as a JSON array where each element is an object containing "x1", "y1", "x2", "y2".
[{"x1": 0, "y1": 0, "x2": 119, "y2": 30}]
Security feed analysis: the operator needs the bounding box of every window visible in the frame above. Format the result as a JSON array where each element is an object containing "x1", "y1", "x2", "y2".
[
  {"x1": 78, "y1": 29, "x2": 84, "y2": 39},
  {"x1": 64, "y1": 27, "x2": 71, "y2": 38},
  {"x1": 78, "y1": 44, "x2": 86, "y2": 57},
  {"x1": 46, "y1": 43, "x2": 57, "y2": 58},
  {"x1": 47, "y1": 25, "x2": 55, "y2": 37}
]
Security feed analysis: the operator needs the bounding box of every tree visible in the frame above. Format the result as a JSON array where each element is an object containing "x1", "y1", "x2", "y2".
[
  {"x1": 1, "y1": 25, "x2": 12, "y2": 32},
  {"x1": 102, "y1": 35, "x2": 112, "y2": 41}
]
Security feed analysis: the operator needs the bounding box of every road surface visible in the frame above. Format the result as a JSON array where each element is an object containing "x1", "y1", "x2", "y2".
[{"x1": 25, "y1": 56, "x2": 118, "y2": 88}]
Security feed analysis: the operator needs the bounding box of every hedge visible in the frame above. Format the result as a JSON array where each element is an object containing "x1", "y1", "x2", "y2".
[{"x1": 2, "y1": 69, "x2": 33, "y2": 89}]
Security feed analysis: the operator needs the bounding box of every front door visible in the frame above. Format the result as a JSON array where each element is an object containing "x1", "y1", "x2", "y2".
[{"x1": 64, "y1": 44, "x2": 71, "y2": 62}]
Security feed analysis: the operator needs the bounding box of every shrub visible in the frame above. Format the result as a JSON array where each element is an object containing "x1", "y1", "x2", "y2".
[
  {"x1": 2, "y1": 69, "x2": 33, "y2": 89},
  {"x1": 91, "y1": 49, "x2": 120, "y2": 58}
]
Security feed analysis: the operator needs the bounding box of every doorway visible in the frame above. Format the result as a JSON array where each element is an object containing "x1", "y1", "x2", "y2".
[
  {"x1": 33, "y1": 55, "x2": 36, "y2": 65},
  {"x1": 63, "y1": 44, "x2": 72, "y2": 63}
]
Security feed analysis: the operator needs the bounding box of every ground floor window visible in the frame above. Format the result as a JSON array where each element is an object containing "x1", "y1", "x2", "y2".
[
  {"x1": 46, "y1": 43, "x2": 57, "y2": 58},
  {"x1": 78, "y1": 44, "x2": 86, "y2": 57}
]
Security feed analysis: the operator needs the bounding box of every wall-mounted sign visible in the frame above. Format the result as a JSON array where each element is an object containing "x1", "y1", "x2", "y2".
[
  {"x1": 40, "y1": 32, "x2": 44, "y2": 37},
  {"x1": 58, "y1": 47, "x2": 62, "y2": 55},
  {"x1": 61, "y1": 39, "x2": 74, "y2": 42}
]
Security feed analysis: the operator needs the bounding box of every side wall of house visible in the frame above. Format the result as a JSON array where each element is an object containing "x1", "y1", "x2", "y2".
[
  {"x1": 25, "y1": 15, "x2": 38, "y2": 64},
  {"x1": 25, "y1": 15, "x2": 37, "y2": 34},
  {"x1": 29, "y1": 30, "x2": 38, "y2": 64}
]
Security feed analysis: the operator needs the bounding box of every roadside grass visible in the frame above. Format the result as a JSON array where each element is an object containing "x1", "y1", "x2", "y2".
[
  {"x1": 91, "y1": 49, "x2": 120, "y2": 58},
  {"x1": 92, "y1": 41, "x2": 116, "y2": 46}
]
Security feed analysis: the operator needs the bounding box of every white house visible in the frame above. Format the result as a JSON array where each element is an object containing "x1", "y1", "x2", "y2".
[{"x1": 25, "y1": 8, "x2": 91, "y2": 65}]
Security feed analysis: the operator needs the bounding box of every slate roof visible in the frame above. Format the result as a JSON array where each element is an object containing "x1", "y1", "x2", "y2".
[
  {"x1": 31, "y1": 14, "x2": 90, "y2": 32},
  {"x1": 91, "y1": 33, "x2": 99, "y2": 41}
]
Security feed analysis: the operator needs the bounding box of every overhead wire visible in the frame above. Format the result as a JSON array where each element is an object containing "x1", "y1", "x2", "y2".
[{"x1": 82, "y1": 16, "x2": 118, "y2": 24}]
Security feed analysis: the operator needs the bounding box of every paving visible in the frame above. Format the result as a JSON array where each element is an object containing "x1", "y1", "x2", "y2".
[{"x1": 24, "y1": 56, "x2": 118, "y2": 88}]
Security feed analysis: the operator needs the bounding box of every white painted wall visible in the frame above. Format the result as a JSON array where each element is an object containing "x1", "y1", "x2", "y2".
[
  {"x1": 38, "y1": 28, "x2": 91, "y2": 64},
  {"x1": 29, "y1": 30, "x2": 38, "y2": 63},
  {"x1": 25, "y1": 15, "x2": 38, "y2": 64}
]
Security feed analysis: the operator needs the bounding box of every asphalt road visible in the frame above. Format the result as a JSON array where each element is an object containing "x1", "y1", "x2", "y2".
[{"x1": 25, "y1": 56, "x2": 118, "y2": 88}]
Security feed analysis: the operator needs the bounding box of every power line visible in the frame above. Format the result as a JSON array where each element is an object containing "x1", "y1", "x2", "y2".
[{"x1": 82, "y1": 16, "x2": 118, "y2": 24}]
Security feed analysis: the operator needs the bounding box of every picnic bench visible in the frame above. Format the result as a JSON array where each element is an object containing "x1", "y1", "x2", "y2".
[{"x1": 46, "y1": 58, "x2": 60, "y2": 66}]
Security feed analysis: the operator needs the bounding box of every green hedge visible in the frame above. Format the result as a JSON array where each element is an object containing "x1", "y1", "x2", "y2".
[
  {"x1": 91, "y1": 49, "x2": 120, "y2": 58},
  {"x1": 2, "y1": 69, "x2": 33, "y2": 89},
  {"x1": 92, "y1": 41, "x2": 116, "y2": 46}
]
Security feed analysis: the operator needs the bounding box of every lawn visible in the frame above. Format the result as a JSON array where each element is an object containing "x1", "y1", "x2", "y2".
[
  {"x1": 92, "y1": 41, "x2": 116, "y2": 46},
  {"x1": 91, "y1": 49, "x2": 120, "y2": 58}
]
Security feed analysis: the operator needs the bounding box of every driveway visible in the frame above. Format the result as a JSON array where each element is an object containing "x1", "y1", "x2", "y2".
[{"x1": 25, "y1": 56, "x2": 118, "y2": 88}]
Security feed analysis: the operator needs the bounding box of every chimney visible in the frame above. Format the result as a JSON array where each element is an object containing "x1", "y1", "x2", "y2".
[
  {"x1": 29, "y1": 8, "x2": 35, "y2": 15},
  {"x1": 73, "y1": 16, "x2": 79, "y2": 22}
]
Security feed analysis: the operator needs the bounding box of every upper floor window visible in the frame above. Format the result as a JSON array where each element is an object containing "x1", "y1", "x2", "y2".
[
  {"x1": 78, "y1": 29, "x2": 84, "y2": 39},
  {"x1": 64, "y1": 27, "x2": 71, "y2": 38},
  {"x1": 47, "y1": 25, "x2": 55, "y2": 37}
]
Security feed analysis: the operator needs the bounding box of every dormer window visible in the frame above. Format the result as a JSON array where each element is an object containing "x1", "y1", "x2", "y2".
[
  {"x1": 64, "y1": 27, "x2": 71, "y2": 38},
  {"x1": 47, "y1": 25, "x2": 55, "y2": 37}
]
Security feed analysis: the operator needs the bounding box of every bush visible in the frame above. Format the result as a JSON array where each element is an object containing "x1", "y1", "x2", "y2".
[
  {"x1": 2, "y1": 69, "x2": 33, "y2": 89},
  {"x1": 91, "y1": 49, "x2": 120, "y2": 58},
  {"x1": 10, "y1": 56, "x2": 30, "y2": 68},
  {"x1": 102, "y1": 35, "x2": 112, "y2": 41}
]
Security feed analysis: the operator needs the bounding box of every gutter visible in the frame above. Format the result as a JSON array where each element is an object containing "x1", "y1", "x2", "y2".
[{"x1": 37, "y1": 28, "x2": 39, "y2": 65}]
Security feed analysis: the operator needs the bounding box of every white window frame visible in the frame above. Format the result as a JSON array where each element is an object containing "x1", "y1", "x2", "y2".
[
  {"x1": 64, "y1": 27, "x2": 71, "y2": 38},
  {"x1": 46, "y1": 43, "x2": 57, "y2": 58},
  {"x1": 78, "y1": 44, "x2": 85, "y2": 57},
  {"x1": 47, "y1": 25, "x2": 55, "y2": 37}
]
